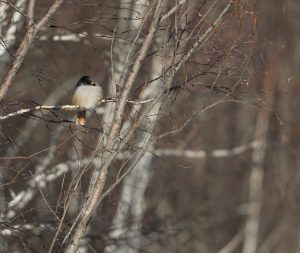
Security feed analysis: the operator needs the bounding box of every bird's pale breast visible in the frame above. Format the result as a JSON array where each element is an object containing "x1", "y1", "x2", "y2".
[{"x1": 72, "y1": 85, "x2": 102, "y2": 108}]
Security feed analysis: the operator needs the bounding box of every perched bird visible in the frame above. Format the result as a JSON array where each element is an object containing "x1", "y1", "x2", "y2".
[{"x1": 72, "y1": 75, "x2": 102, "y2": 126}]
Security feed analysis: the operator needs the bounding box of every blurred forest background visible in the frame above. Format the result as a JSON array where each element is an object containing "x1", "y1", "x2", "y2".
[{"x1": 0, "y1": 0, "x2": 299, "y2": 252}]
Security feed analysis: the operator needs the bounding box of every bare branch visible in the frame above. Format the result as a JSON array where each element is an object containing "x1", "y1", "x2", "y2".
[
  {"x1": 171, "y1": 0, "x2": 233, "y2": 75},
  {"x1": 3, "y1": 138, "x2": 257, "y2": 223},
  {"x1": 27, "y1": 0, "x2": 36, "y2": 27},
  {"x1": 160, "y1": 0, "x2": 187, "y2": 22},
  {"x1": 155, "y1": 141, "x2": 260, "y2": 159},
  {"x1": 64, "y1": 1, "x2": 166, "y2": 250},
  {"x1": 218, "y1": 228, "x2": 244, "y2": 253},
  {"x1": 0, "y1": 97, "x2": 155, "y2": 121},
  {"x1": 0, "y1": 105, "x2": 79, "y2": 121},
  {"x1": 0, "y1": 222, "x2": 54, "y2": 236},
  {"x1": 0, "y1": 0, "x2": 64, "y2": 101},
  {"x1": 0, "y1": 0, "x2": 28, "y2": 19}
]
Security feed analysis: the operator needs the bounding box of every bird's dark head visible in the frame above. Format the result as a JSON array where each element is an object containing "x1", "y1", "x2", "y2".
[{"x1": 77, "y1": 75, "x2": 97, "y2": 86}]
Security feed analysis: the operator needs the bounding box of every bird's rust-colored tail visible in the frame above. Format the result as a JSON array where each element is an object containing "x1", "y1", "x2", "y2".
[{"x1": 76, "y1": 110, "x2": 86, "y2": 126}]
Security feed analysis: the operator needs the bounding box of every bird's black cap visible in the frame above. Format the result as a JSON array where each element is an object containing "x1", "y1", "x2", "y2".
[
  {"x1": 79, "y1": 75, "x2": 93, "y2": 84},
  {"x1": 76, "y1": 75, "x2": 96, "y2": 88}
]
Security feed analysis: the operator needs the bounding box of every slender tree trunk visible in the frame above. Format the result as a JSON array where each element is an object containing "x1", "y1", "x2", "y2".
[{"x1": 242, "y1": 56, "x2": 276, "y2": 253}]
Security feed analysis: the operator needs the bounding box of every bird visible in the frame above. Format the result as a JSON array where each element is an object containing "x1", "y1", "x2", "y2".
[{"x1": 72, "y1": 75, "x2": 102, "y2": 126}]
